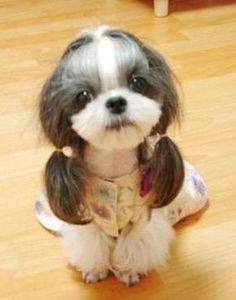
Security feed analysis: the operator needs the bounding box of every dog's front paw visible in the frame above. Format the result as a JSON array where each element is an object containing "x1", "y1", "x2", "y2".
[
  {"x1": 81, "y1": 269, "x2": 109, "y2": 283},
  {"x1": 114, "y1": 270, "x2": 140, "y2": 286}
]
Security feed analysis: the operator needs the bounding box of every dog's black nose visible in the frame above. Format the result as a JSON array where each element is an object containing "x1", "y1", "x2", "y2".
[{"x1": 106, "y1": 97, "x2": 127, "y2": 114}]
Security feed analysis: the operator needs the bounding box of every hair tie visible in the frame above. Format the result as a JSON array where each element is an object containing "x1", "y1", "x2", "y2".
[
  {"x1": 56, "y1": 146, "x2": 73, "y2": 158},
  {"x1": 146, "y1": 133, "x2": 168, "y2": 153},
  {"x1": 159, "y1": 133, "x2": 168, "y2": 140}
]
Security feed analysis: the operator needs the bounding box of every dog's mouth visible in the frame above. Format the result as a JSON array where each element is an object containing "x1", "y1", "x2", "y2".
[{"x1": 106, "y1": 118, "x2": 135, "y2": 131}]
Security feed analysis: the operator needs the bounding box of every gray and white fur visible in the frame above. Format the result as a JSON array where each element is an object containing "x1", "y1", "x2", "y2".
[{"x1": 39, "y1": 25, "x2": 184, "y2": 285}]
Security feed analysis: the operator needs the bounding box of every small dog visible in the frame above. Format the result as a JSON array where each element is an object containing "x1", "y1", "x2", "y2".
[{"x1": 39, "y1": 25, "x2": 185, "y2": 285}]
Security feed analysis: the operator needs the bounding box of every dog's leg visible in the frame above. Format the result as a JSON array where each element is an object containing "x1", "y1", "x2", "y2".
[
  {"x1": 61, "y1": 222, "x2": 113, "y2": 283},
  {"x1": 112, "y1": 211, "x2": 175, "y2": 286}
]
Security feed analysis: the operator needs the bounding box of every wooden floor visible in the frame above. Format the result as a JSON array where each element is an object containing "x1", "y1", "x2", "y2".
[{"x1": 1, "y1": 0, "x2": 236, "y2": 299}]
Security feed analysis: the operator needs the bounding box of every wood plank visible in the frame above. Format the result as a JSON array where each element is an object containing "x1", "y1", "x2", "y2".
[{"x1": 0, "y1": 0, "x2": 236, "y2": 299}]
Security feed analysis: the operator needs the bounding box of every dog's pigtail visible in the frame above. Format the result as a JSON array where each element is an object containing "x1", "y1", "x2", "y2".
[
  {"x1": 149, "y1": 135, "x2": 184, "y2": 208},
  {"x1": 45, "y1": 149, "x2": 91, "y2": 224}
]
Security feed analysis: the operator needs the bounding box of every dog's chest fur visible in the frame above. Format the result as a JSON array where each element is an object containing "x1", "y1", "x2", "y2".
[{"x1": 85, "y1": 145, "x2": 138, "y2": 179}]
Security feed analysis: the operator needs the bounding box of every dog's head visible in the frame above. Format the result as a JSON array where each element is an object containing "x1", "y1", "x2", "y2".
[
  {"x1": 40, "y1": 26, "x2": 184, "y2": 223},
  {"x1": 40, "y1": 26, "x2": 180, "y2": 150}
]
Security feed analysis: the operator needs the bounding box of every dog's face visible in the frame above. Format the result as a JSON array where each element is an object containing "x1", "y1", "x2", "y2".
[
  {"x1": 69, "y1": 27, "x2": 161, "y2": 151},
  {"x1": 40, "y1": 26, "x2": 179, "y2": 151}
]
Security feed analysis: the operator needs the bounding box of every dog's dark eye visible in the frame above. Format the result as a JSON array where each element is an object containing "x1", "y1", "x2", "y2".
[
  {"x1": 129, "y1": 77, "x2": 148, "y2": 94},
  {"x1": 76, "y1": 90, "x2": 92, "y2": 103}
]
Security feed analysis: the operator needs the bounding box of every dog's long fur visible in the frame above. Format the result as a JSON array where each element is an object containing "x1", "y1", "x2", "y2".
[{"x1": 39, "y1": 26, "x2": 184, "y2": 285}]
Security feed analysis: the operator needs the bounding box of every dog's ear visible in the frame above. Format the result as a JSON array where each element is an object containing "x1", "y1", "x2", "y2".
[
  {"x1": 138, "y1": 133, "x2": 184, "y2": 208},
  {"x1": 39, "y1": 72, "x2": 77, "y2": 148},
  {"x1": 44, "y1": 150, "x2": 91, "y2": 224},
  {"x1": 140, "y1": 44, "x2": 181, "y2": 135},
  {"x1": 39, "y1": 36, "x2": 92, "y2": 224},
  {"x1": 147, "y1": 136, "x2": 184, "y2": 208},
  {"x1": 131, "y1": 37, "x2": 184, "y2": 207},
  {"x1": 39, "y1": 35, "x2": 93, "y2": 148}
]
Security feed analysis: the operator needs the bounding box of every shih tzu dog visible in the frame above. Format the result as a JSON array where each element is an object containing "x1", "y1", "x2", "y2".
[{"x1": 39, "y1": 25, "x2": 185, "y2": 286}]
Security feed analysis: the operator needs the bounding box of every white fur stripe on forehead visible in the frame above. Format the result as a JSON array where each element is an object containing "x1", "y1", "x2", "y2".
[
  {"x1": 96, "y1": 36, "x2": 119, "y2": 91},
  {"x1": 94, "y1": 25, "x2": 110, "y2": 38}
]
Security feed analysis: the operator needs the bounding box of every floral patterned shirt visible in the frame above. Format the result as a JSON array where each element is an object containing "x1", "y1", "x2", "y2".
[{"x1": 86, "y1": 168, "x2": 151, "y2": 237}]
